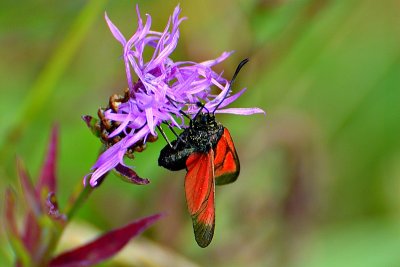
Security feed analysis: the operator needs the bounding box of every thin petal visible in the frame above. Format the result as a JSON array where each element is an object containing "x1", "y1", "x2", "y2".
[
  {"x1": 89, "y1": 143, "x2": 124, "y2": 187},
  {"x1": 215, "y1": 107, "x2": 266, "y2": 115},
  {"x1": 200, "y1": 51, "x2": 233, "y2": 67},
  {"x1": 108, "y1": 114, "x2": 131, "y2": 138},
  {"x1": 105, "y1": 12, "x2": 126, "y2": 46},
  {"x1": 123, "y1": 125, "x2": 149, "y2": 149},
  {"x1": 204, "y1": 88, "x2": 247, "y2": 111},
  {"x1": 145, "y1": 108, "x2": 155, "y2": 136}
]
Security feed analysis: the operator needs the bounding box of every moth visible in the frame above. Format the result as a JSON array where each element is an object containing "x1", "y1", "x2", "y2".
[{"x1": 158, "y1": 59, "x2": 248, "y2": 247}]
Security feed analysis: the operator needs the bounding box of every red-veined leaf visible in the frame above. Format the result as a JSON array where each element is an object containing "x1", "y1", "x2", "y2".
[
  {"x1": 49, "y1": 213, "x2": 162, "y2": 267},
  {"x1": 4, "y1": 188, "x2": 20, "y2": 239},
  {"x1": 17, "y1": 157, "x2": 42, "y2": 217},
  {"x1": 17, "y1": 157, "x2": 43, "y2": 256},
  {"x1": 22, "y1": 212, "x2": 41, "y2": 256},
  {"x1": 37, "y1": 125, "x2": 58, "y2": 195}
]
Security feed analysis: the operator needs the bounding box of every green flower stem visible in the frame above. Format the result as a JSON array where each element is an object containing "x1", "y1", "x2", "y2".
[
  {"x1": 40, "y1": 175, "x2": 103, "y2": 267},
  {"x1": 65, "y1": 182, "x2": 94, "y2": 221}
]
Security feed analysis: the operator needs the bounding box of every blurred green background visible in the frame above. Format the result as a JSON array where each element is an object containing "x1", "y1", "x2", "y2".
[{"x1": 1, "y1": 0, "x2": 400, "y2": 266}]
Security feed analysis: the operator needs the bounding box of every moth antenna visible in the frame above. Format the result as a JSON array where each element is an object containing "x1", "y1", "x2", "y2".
[
  {"x1": 166, "y1": 95, "x2": 191, "y2": 120},
  {"x1": 159, "y1": 122, "x2": 186, "y2": 148},
  {"x1": 163, "y1": 122, "x2": 180, "y2": 138},
  {"x1": 212, "y1": 58, "x2": 249, "y2": 115},
  {"x1": 198, "y1": 102, "x2": 210, "y2": 114},
  {"x1": 157, "y1": 125, "x2": 172, "y2": 148},
  {"x1": 166, "y1": 95, "x2": 184, "y2": 106},
  {"x1": 192, "y1": 101, "x2": 209, "y2": 121}
]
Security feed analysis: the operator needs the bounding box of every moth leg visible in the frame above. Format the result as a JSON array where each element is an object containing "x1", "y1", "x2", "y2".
[
  {"x1": 166, "y1": 96, "x2": 192, "y2": 120},
  {"x1": 163, "y1": 122, "x2": 179, "y2": 138},
  {"x1": 157, "y1": 125, "x2": 172, "y2": 148},
  {"x1": 172, "y1": 131, "x2": 187, "y2": 150},
  {"x1": 162, "y1": 121, "x2": 186, "y2": 149}
]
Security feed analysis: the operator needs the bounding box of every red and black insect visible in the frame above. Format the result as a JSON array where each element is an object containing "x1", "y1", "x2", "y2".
[{"x1": 158, "y1": 59, "x2": 248, "y2": 247}]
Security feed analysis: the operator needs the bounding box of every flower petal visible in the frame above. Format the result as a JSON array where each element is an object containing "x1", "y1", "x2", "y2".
[
  {"x1": 89, "y1": 143, "x2": 124, "y2": 187},
  {"x1": 200, "y1": 51, "x2": 234, "y2": 68},
  {"x1": 145, "y1": 108, "x2": 155, "y2": 136},
  {"x1": 105, "y1": 12, "x2": 126, "y2": 46},
  {"x1": 215, "y1": 107, "x2": 266, "y2": 115}
]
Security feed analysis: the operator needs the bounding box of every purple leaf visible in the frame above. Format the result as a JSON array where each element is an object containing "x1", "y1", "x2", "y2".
[
  {"x1": 49, "y1": 214, "x2": 162, "y2": 267},
  {"x1": 17, "y1": 157, "x2": 42, "y2": 217},
  {"x1": 37, "y1": 125, "x2": 58, "y2": 195},
  {"x1": 17, "y1": 157, "x2": 43, "y2": 255},
  {"x1": 22, "y1": 213, "x2": 41, "y2": 256},
  {"x1": 4, "y1": 188, "x2": 20, "y2": 239},
  {"x1": 114, "y1": 164, "x2": 150, "y2": 185}
]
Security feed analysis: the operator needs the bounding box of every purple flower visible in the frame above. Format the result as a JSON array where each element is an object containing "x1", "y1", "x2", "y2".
[{"x1": 85, "y1": 5, "x2": 264, "y2": 187}]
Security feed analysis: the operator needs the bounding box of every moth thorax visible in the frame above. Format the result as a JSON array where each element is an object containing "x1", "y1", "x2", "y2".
[{"x1": 188, "y1": 114, "x2": 224, "y2": 152}]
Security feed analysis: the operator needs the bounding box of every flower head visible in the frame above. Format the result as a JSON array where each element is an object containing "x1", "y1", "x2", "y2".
[{"x1": 84, "y1": 5, "x2": 264, "y2": 187}]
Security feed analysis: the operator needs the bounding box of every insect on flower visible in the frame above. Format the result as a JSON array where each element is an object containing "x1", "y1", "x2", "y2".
[
  {"x1": 158, "y1": 59, "x2": 250, "y2": 248},
  {"x1": 83, "y1": 5, "x2": 259, "y2": 187}
]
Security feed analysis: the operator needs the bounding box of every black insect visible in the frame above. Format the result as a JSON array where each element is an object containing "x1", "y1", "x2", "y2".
[{"x1": 157, "y1": 59, "x2": 248, "y2": 248}]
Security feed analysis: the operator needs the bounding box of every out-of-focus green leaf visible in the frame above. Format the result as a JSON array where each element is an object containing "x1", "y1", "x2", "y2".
[{"x1": 294, "y1": 219, "x2": 400, "y2": 267}]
